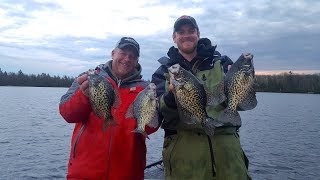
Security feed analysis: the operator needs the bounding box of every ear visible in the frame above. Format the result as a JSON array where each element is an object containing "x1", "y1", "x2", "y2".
[
  {"x1": 172, "y1": 33, "x2": 177, "y2": 43},
  {"x1": 111, "y1": 49, "x2": 115, "y2": 58},
  {"x1": 197, "y1": 30, "x2": 200, "y2": 37}
]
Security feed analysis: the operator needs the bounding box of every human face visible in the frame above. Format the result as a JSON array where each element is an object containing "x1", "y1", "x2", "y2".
[
  {"x1": 111, "y1": 47, "x2": 138, "y2": 80},
  {"x1": 173, "y1": 24, "x2": 200, "y2": 54}
]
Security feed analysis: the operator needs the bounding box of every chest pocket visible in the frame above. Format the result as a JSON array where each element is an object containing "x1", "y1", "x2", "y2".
[
  {"x1": 196, "y1": 60, "x2": 223, "y2": 90},
  {"x1": 195, "y1": 61, "x2": 225, "y2": 118},
  {"x1": 114, "y1": 87, "x2": 141, "y2": 126}
]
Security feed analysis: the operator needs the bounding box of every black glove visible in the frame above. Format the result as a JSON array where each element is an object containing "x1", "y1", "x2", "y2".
[
  {"x1": 220, "y1": 55, "x2": 233, "y2": 73},
  {"x1": 163, "y1": 91, "x2": 177, "y2": 109},
  {"x1": 197, "y1": 38, "x2": 217, "y2": 58}
]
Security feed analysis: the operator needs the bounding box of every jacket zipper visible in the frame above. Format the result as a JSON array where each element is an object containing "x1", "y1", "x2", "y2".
[
  {"x1": 168, "y1": 135, "x2": 178, "y2": 176},
  {"x1": 72, "y1": 124, "x2": 86, "y2": 159},
  {"x1": 136, "y1": 135, "x2": 145, "y2": 166},
  {"x1": 106, "y1": 126, "x2": 115, "y2": 179},
  {"x1": 207, "y1": 135, "x2": 216, "y2": 177}
]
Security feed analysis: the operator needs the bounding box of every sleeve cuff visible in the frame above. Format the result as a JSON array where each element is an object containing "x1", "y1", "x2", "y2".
[{"x1": 163, "y1": 91, "x2": 177, "y2": 109}]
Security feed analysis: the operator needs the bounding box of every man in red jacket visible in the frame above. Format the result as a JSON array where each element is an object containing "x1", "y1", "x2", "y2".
[{"x1": 59, "y1": 37, "x2": 159, "y2": 180}]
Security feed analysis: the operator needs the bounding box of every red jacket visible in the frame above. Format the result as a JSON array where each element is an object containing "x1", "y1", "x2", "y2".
[{"x1": 59, "y1": 62, "x2": 159, "y2": 180}]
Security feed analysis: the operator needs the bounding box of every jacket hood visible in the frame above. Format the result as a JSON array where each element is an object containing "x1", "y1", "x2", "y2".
[{"x1": 166, "y1": 38, "x2": 217, "y2": 71}]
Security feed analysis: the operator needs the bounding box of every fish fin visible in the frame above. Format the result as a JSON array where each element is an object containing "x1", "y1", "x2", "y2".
[
  {"x1": 204, "y1": 84, "x2": 213, "y2": 105},
  {"x1": 93, "y1": 109, "x2": 103, "y2": 119},
  {"x1": 109, "y1": 118, "x2": 117, "y2": 126},
  {"x1": 125, "y1": 103, "x2": 135, "y2": 118},
  {"x1": 202, "y1": 117, "x2": 224, "y2": 136},
  {"x1": 102, "y1": 117, "x2": 117, "y2": 132},
  {"x1": 112, "y1": 88, "x2": 121, "y2": 108},
  {"x1": 178, "y1": 108, "x2": 197, "y2": 125},
  {"x1": 208, "y1": 80, "x2": 227, "y2": 106},
  {"x1": 218, "y1": 108, "x2": 241, "y2": 126},
  {"x1": 132, "y1": 128, "x2": 149, "y2": 139},
  {"x1": 90, "y1": 101, "x2": 103, "y2": 119},
  {"x1": 102, "y1": 120, "x2": 109, "y2": 132},
  {"x1": 238, "y1": 88, "x2": 257, "y2": 110}
]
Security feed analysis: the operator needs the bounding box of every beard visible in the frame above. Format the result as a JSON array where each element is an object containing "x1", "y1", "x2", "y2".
[{"x1": 177, "y1": 42, "x2": 197, "y2": 54}]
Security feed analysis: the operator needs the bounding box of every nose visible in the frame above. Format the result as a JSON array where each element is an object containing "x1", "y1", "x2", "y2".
[{"x1": 122, "y1": 54, "x2": 131, "y2": 62}]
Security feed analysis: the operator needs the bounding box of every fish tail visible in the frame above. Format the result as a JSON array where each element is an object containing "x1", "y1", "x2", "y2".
[
  {"x1": 218, "y1": 108, "x2": 241, "y2": 126},
  {"x1": 202, "y1": 117, "x2": 224, "y2": 136},
  {"x1": 132, "y1": 127, "x2": 149, "y2": 139}
]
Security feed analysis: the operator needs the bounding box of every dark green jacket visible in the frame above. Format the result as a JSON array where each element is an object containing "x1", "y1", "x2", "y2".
[
  {"x1": 151, "y1": 39, "x2": 250, "y2": 180},
  {"x1": 151, "y1": 39, "x2": 233, "y2": 135}
]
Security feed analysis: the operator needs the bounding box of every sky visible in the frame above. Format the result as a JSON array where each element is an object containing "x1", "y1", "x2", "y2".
[{"x1": 0, "y1": 0, "x2": 319, "y2": 79}]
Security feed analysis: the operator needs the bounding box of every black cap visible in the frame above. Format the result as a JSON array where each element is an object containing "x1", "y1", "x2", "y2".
[
  {"x1": 115, "y1": 37, "x2": 140, "y2": 57},
  {"x1": 173, "y1": 15, "x2": 199, "y2": 32}
]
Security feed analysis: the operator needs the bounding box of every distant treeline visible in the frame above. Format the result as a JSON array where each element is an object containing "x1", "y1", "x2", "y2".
[
  {"x1": 0, "y1": 68, "x2": 75, "y2": 87},
  {"x1": 1, "y1": 69, "x2": 320, "y2": 93},
  {"x1": 255, "y1": 71, "x2": 320, "y2": 94}
]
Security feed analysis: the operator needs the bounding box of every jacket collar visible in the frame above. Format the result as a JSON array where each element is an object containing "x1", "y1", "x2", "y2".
[
  {"x1": 166, "y1": 45, "x2": 214, "y2": 71},
  {"x1": 101, "y1": 60, "x2": 143, "y2": 83}
]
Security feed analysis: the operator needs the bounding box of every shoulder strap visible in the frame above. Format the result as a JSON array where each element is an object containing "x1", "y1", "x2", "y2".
[{"x1": 158, "y1": 56, "x2": 170, "y2": 65}]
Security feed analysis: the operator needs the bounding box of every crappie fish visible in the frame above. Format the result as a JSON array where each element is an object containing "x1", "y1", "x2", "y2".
[
  {"x1": 88, "y1": 69, "x2": 120, "y2": 131},
  {"x1": 125, "y1": 83, "x2": 159, "y2": 139},
  {"x1": 168, "y1": 64, "x2": 223, "y2": 136},
  {"x1": 218, "y1": 53, "x2": 257, "y2": 126}
]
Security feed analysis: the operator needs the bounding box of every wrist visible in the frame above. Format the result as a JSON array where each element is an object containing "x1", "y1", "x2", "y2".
[{"x1": 163, "y1": 91, "x2": 177, "y2": 108}]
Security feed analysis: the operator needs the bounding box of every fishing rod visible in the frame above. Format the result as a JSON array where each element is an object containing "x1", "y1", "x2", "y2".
[{"x1": 145, "y1": 159, "x2": 163, "y2": 169}]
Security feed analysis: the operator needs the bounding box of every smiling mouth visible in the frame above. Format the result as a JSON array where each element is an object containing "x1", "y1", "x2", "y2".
[
  {"x1": 119, "y1": 62, "x2": 130, "y2": 67},
  {"x1": 182, "y1": 40, "x2": 194, "y2": 43}
]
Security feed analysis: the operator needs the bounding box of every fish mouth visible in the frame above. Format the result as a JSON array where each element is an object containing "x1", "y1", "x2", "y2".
[
  {"x1": 168, "y1": 68, "x2": 177, "y2": 80},
  {"x1": 168, "y1": 70, "x2": 182, "y2": 81},
  {"x1": 168, "y1": 67, "x2": 177, "y2": 75},
  {"x1": 168, "y1": 64, "x2": 180, "y2": 73},
  {"x1": 148, "y1": 83, "x2": 157, "y2": 91},
  {"x1": 243, "y1": 53, "x2": 253, "y2": 59},
  {"x1": 147, "y1": 91, "x2": 157, "y2": 99},
  {"x1": 242, "y1": 64, "x2": 254, "y2": 75}
]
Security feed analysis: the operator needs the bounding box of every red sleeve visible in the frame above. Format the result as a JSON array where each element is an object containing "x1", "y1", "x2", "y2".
[{"x1": 59, "y1": 89, "x2": 92, "y2": 123}]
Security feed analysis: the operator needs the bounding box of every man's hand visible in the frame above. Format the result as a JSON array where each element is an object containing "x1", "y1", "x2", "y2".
[
  {"x1": 162, "y1": 77, "x2": 177, "y2": 108},
  {"x1": 77, "y1": 73, "x2": 89, "y2": 96},
  {"x1": 169, "y1": 77, "x2": 175, "y2": 92},
  {"x1": 220, "y1": 55, "x2": 233, "y2": 73}
]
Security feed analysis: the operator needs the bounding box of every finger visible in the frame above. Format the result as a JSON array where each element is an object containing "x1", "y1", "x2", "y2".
[
  {"x1": 83, "y1": 88, "x2": 89, "y2": 97},
  {"x1": 81, "y1": 80, "x2": 89, "y2": 91},
  {"x1": 169, "y1": 83, "x2": 174, "y2": 92},
  {"x1": 80, "y1": 80, "x2": 89, "y2": 96},
  {"x1": 77, "y1": 74, "x2": 88, "y2": 84},
  {"x1": 228, "y1": 65, "x2": 232, "y2": 71}
]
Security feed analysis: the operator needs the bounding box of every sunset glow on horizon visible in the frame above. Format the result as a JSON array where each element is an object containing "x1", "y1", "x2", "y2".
[{"x1": 256, "y1": 70, "x2": 320, "y2": 75}]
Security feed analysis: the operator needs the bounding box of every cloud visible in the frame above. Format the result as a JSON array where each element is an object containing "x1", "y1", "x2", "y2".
[
  {"x1": 0, "y1": 0, "x2": 203, "y2": 42},
  {"x1": 0, "y1": 0, "x2": 319, "y2": 79}
]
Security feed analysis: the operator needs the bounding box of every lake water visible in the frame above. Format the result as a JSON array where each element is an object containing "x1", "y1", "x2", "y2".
[{"x1": 0, "y1": 86, "x2": 319, "y2": 180}]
